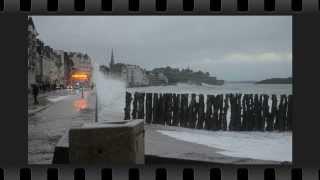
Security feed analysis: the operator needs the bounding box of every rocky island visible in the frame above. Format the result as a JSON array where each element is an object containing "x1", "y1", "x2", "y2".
[{"x1": 256, "y1": 77, "x2": 292, "y2": 84}]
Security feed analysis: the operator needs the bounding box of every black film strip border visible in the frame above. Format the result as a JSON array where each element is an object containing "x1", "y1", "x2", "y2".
[
  {"x1": 0, "y1": 0, "x2": 319, "y2": 13},
  {"x1": 0, "y1": 167, "x2": 317, "y2": 180}
]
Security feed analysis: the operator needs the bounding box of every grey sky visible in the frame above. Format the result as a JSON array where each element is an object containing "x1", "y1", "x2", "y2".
[{"x1": 32, "y1": 16, "x2": 292, "y2": 81}]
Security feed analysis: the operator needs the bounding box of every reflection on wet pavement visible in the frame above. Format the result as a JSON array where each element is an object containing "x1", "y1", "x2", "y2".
[{"x1": 73, "y1": 98, "x2": 88, "y2": 112}]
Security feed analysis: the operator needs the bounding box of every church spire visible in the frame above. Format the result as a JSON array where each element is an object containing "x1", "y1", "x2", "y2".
[{"x1": 110, "y1": 48, "x2": 115, "y2": 68}]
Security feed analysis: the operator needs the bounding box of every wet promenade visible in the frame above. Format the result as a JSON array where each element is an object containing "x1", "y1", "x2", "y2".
[{"x1": 28, "y1": 89, "x2": 96, "y2": 164}]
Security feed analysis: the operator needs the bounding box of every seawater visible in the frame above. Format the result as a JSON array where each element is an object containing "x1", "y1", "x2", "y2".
[
  {"x1": 92, "y1": 64, "x2": 126, "y2": 121},
  {"x1": 128, "y1": 83, "x2": 292, "y2": 96},
  {"x1": 94, "y1": 64, "x2": 292, "y2": 122}
]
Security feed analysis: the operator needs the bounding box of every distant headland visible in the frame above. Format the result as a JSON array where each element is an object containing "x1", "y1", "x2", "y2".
[{"x1": 256, "y1": 77, "x2": 292, "y2": 84}]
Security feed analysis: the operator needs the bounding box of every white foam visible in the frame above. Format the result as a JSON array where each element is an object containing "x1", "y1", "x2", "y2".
[
  {"x1": 92, "y1": 62, "x2": 126, "y2": 121},
  {"x1": 158, "y1": 129, "x2": 292, "y2": 162}
]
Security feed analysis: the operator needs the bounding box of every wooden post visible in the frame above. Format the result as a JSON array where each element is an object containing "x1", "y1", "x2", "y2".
[
  {"x1": 271, "y1": 95, "x2": 277, "y2": 131},
  {"x1": 153, "y1": 93, "x2": 159, "y2": 124},
  {"x1": 145, "y1": 93, "x2": 153, "y2": 124},
  {"x1": 248, "y1": 94, "x2": 254, "y2": 131},
  {"x1": 278, "y1": 94, "x2": 288, "y2": 131},
  {"x1": 228, "y1": 94, "x2": 234, "y2": 130},
  {"x1": 180, "y1": 94, "x2": 189, "y2": 127},
  {"x1": 264, "y1": 94, "x2": 273, "y2": 131},
  {"x1": 131, "y1": 92, "x2": 138, "y2": 119},
  {"x1": 180, "y1": 94, "x2": 184, "y2": 127},
  {"x1": 212, "y1": 95, "x2": 219, "y2": 130},
  {"x1": 188, "y1": 94, "x2": 197, "y2": 128},
  {"x1": 205, "y1": 95, "x2": 213, "y2": 130},
  {"x1": 171, "y1": 94, "x2": 178, "y2": 126},
  {"x1": 163, "y1": 93, "x2": 169, "y2": 125},
  {"x1": 241, "y1": 94, "x2": 248, "y2": 130},
  {"x1": 175, "y1": 94, "x2": 181, "y2": 127},
  {"x1": 197, "y1": 94, "x2": 205, "y2": 129},
  {"x1": 236, "y1": 94, "x2": 242, "y2": 130},
  {"x1": 217, "y1": 94, "x2": 224, "y2": 130},
  {"x1": 124, "y1": 92, "x2": 132, "y2": 120},
  {"x1": 252, "y1": 94, "x2": 258, "y2": 130},
  {"x1": 257, "y1": 94, "x2": 264, "y2": 131},
  {"x1": 283, "y1": 95, "x2": 288, "y2": 131},
  {"x1": 167, "y1": 93, "x2": 173, "y2": 126},
  {"x1": 229, "y1": 94, "x2": 241, "y2": 131},
  {"x1": 287, "y1": 94, "x2": 292, "y2": 131},
  {"x1": 221, "y1": 95, "x2": 228, "y2": 131},
  {"x1": 158, "y1": 94, "x2": 165, "y2": 125},
  {"x1": 276, "y1": 95, "x2": 283, "y2": 131},
  {"x1": 142, "y1": 93, "x2": 146, "y2": 119},
  {"x1": 229, "y1": 94, "x2": 235, "y2": 131},
  {"x1": 276, "y1": 95, "x2": 286, "y2": 131}
]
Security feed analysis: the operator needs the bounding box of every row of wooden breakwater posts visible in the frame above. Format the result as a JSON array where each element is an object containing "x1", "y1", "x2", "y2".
[{"x1": 124, "y1": 92, "x2": 292, "y2": 131}]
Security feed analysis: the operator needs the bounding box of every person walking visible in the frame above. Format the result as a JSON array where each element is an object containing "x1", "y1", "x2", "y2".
[{"x1": 32, "y1": 83, "x2": 39, "y2": 105}]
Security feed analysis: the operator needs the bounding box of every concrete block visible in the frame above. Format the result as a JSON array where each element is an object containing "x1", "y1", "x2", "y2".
[
  {"x1": 52, "y1": 132, "x2": 69, "y2": 164},
  {"x1": 69, "y1": 119, "x2": 145, "y2": 164}
]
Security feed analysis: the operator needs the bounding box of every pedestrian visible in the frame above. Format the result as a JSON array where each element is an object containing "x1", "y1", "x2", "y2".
[{"x1": 32, "y1": 83, "x2": 39, "y2": 105}]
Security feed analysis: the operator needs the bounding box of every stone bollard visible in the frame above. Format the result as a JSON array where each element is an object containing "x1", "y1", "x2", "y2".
[{"x1": 69, "y1": 119, "x2": 145, "y2": 164}]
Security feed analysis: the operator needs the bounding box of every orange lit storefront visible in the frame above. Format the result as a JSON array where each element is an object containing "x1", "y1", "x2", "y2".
[{"x1": 69, "y1": 67, "x2": 92, "y2": 88}]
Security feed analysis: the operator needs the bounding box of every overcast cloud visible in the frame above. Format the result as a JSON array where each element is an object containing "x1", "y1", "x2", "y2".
[{"x1": 32, "y1": 16, "x2": 292, "y2": 81}]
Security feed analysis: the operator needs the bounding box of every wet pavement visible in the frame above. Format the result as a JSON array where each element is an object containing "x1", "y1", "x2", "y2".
[
  {"x1": 28, "y1": 89, "x2": 96, "y2": 164},
  {"x1": 29, "y1": 89, "x2": 283, "y2": 165}
]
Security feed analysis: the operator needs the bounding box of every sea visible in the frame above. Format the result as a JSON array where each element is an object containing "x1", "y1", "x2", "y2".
[
  {"x1": 128, "y1": 83, "x2": 292, "y2": 96},
  {"x1": 93, "y1": 71, "x2": 292, "y2": 162},
  {"x1": 93, "y1": 67, "x2": 292, "y2": 121}
]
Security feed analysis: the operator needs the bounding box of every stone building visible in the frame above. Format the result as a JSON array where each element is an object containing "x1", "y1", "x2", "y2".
[
  {"x1": 40, "y1": 46, "x2": 64, "y2": 85},
  {"x1": 27, "y1": 17, "x2": 92, "y2": 91},
  {"x1": 123, "y1": 65, "x2": 150, "y2": 87},
  {"x1": 65, "y1": 52, "x2": 92, "y2": 87},
  {"x1": 54, "y1": 50, "x2": 66, "y2": 86},
  {"x1": 108, "y1": 50, "x2": 149, "y2": 87},
  {"x1": 28, "y1": 17, "x2": 63, "y2": 89},
  {"x1": 67, "y1": 52, "x2": 92, "y2": 69},
  {"x1": 27, "y1": 17, "x2": 39, "y2": 90}
]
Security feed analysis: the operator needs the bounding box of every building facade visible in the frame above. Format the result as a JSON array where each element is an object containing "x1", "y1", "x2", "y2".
[
  {"x1": 66, "y1": 52, "x2": 92, "y2": 87},
  {"x1": 27, "y1": 17, "x2": 92, "y2": 91},
  {"x1": 27, "y1": 17, "x2": 39, "y2": 90}
]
